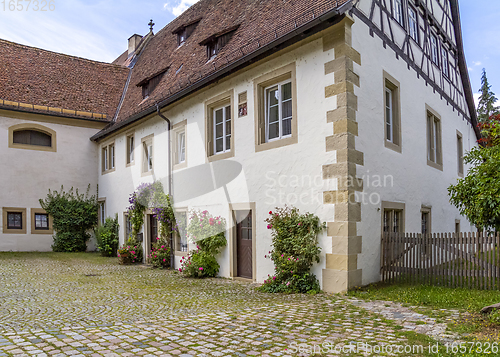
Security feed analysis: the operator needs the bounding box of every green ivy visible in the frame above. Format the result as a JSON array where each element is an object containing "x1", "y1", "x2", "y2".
[
  {"x1": 259, "y1": 206, "x2": 325, "y2": 294},
  {"x1": 39, "y1": 185, "x2": 98, "y2": 252},
  {"x1": 95, "y1": 215, "x2": 119, "y2": 257}
]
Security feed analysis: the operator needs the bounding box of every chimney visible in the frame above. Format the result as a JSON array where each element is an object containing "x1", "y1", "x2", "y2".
[{"x1": 128, "y1": 34, "x2": 143, "y2": 56}]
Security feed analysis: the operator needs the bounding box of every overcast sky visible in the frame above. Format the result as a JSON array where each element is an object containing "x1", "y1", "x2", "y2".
[{"x1": 0, "y1": 0, "x2": 498, "y2": 102}]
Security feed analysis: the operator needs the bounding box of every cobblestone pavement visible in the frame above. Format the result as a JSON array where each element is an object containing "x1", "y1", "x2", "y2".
[
  {"x1": 344, "y1": 298, "x2": 461, "y2": 344},
  {"x1": 0, "y1": 253, "x2": 456, "y2": 356}
]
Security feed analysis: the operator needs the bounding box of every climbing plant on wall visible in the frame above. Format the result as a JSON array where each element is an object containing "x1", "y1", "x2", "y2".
[{"x1": 39, "y1": 185, "x2": 98, "y2": 252}]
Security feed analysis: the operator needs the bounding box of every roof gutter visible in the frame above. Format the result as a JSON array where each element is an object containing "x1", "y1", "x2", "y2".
[
  {"x1": 449, "y1": 0, "x2": 481, "y2": 141},
  {"x1": 91, "y1": 1, "x2": 352, "y2": 141}
]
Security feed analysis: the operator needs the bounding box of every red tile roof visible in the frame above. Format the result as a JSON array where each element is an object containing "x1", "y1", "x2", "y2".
[
  {"x1": 111, "y1": 0, "x2": 351, "y2": 127},
  {"x1": 0, "y1": 39, "x2": 129, "y2": 120}
]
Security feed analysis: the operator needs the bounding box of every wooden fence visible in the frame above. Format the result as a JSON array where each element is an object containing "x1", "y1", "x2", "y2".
[{"x1": 381, "y1": 232, "x2": 500, "y2": 290}]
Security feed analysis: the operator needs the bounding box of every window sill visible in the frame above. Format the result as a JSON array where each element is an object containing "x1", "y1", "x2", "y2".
[
  {"x1": 173, "y1": 162, "x2": 187, "y2": 170},
  {"x1": 427, "y1": 160, "x2": 443, "y2": 171},
  {"x1": 101, "y1": 168, "x2": 116, "y2": 175},
  {"x1": 32, "y1": 228, "x2": 54, "y2": 235},
  {"x1": 458, "y1": 171, "x2": 464, "y2": 178},
  {"x1": 126, "y1": 161, "x2": 135, "y2": 168},
  {"x1": 141, "y1": 170, "x2": 154, "y2": 177},
  {"x1": 207, "y1": 150, "x2": 234, "y2": 162},
  {"x1": 9, "y1": 143, "x2": 56, "y2": 152},
  {"x1": 3, "y1": 229, "x2": 26, "y2": 234},
  {"x1": 255, "y1": 135, "x2": 297, "y2": 153},
  {"x1": 384, "y1": 140, "x2": 402, "y2": 153},
  {"x1": 175, "y1": 250, "x2": 189, "y2": 257}
]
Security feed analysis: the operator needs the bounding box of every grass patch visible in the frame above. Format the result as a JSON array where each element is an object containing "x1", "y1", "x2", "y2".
[{"x1": 347, "y1": 282, "x2": 500, "y2": 341}]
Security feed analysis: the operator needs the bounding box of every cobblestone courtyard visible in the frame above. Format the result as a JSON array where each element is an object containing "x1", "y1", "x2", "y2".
[{"x1": 0, "y1": 253, "x2": 455, "y2": 356}]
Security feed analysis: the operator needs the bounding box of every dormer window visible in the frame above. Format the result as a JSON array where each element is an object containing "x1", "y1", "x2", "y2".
[
  {"x1": 137, "y1": 69, "x2": 168, "y2": 99},
  {"x1": 173, "y1": 18, "x2": 201, "y2": 46},
  {"x1": 200, "y1": 25, "x2": 239, "y2": 60}
]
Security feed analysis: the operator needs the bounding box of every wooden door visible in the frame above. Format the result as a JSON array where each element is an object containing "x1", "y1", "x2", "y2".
[
  {"x1": 236, "y1": 210, "x2": 253, "y2": 279},
  {"x1": 149, "y1": 214, "x2": 158, "y2": 253}
]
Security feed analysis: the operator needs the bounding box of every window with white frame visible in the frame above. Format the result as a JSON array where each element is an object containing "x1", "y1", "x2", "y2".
[
  {"x1": 102, "y1": 147, "x2": 108, "y2": 171},
  {"x1": 408, "y1": 7, "x2": 418, "y2": 42},
  {"x1": 383, "y1": 73, "x2": 401, "y2": 151},
  {"x1": 101, "y1": 141, "x2": 115, "y2": 174},
  {"x1": 441, "y1": 47, "x2": 449, "y2": 77},
  {"x1": 393, "y1": 0, "x2": 404, "y2": 26},
  {"x1": 427, "y1": 111, "x2": 442, "y2": 168},
  {"x1": 457, "y1": 132, "x2": 464, "y2": 176},
  {"x1": 98, "y1": 201, "x2": 106, "y2": 226},
  {"x1": 385, "y1": 86, "x2": 394, "y2": 143},
  {"x1": 141, "y1": 135, "x2": 154, "y2": 174},
  {"x1": 383, "y1": 209, "x2": 403, "y2": 233},
  {"x1": 213, "y1": 105, "x2": 231, "y2": 154},
  {"x1": 430, "y1": 34, "x2": 439, "y2": 64},
  {"x1": 266, "y1": 80, "x2": 292, "y2": 142},
  {"x1": 110, "y1": 144, "x2": 115, "y2": 169},
  {"x1": 178, "y1": 131, "x2": 186, "y2": 163},
  {"x1": 175, "y1": 211, "x2": 188, "y2": 252},
  {"x1": 126, "y1": 134, "x2": 135, "y2": 165}
]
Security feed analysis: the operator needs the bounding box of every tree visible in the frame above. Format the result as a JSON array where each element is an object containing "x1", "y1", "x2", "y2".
[
  {"x1": 477, "y1": 68, "x2": 499, "y2": 125},
  {"x1": 448, "y1": 119, "x2": 500, "y2": 232}
]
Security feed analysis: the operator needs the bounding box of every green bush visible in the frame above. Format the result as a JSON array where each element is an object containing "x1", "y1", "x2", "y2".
[
  {"x1": 259, "y1": 206, "x2": 325, "y2": 294},
  {"x1": 117, "y1": 238, "x2": 143, "y2": 265},
  {"x1": 148, "y1": 237, "x2": 171, "y2": 268},
  {"x1": 95, "y1": 215, "x2": 119, "y2": 257},
  {"x1": 39, "y1": 185, "x2": 98, "y2": 252},
  {"x1": 179, "y1": 250, "x2": 219, "y2": 278}
]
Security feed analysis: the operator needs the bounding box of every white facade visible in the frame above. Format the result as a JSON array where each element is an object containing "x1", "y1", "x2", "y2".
[
  {"x1": 0, "y1": 110, "x2": 104, "y2": 251},
  {"x1": 99, "y1": 37, "x2": 337, "y2": 285}
]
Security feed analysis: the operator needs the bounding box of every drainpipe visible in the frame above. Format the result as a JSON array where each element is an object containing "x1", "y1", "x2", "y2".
[{"x1": 156, "y1": 103, "x2": 175, "y2": 270}]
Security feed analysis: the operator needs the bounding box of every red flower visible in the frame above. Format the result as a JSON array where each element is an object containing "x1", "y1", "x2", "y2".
[{"x1": 269, "y1": 211, "x2": 272, "y2": 215}]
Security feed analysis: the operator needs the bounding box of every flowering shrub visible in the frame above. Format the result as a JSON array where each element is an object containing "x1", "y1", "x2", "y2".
[
  {"x1": 259, "y1": 206, "x2": 325, "y2": 294},
  {"x1": 179, "y1": 249, "x2": 219, "y2": 278},
  {"x1": 117, "y1": 238, "x2": 143, "y2": 265},
  {"x1": 148, "y1": 237, "x2": 171, "y2": 268},
  {"x1": 187, "y1": 210, "x2": 226, "y2": 255},
  {"x1": 179, "y1": 210, "x2": 226, "y2": 278}
]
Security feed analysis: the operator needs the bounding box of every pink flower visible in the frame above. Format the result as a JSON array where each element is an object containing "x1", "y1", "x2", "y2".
[
  {"x1": 209, "y1": 218, "x2": 214, "y2": 226},
  {"x1": 163, "y1": 259, "x2": 166, "y2": 262},
  {"x1": 131, "y1": 251, "x2": 135, "y2": 254},
  {"x1": 199, "y1": 267, "x2": 204, "y2": 271},
  {"x1": 179, "y1": 268, "x2": 182, "y2": 272},
  {"x1": 272, "y1": 276, "x2": 276, "y2": 280},
  {"x1": 298, "y1": 222, "x2": 302, "y2": 226},
  {"x1": 217, "y1": 221, "x2": 221, "y2": 225},
  {"x1": 267, "y1": 224, "x2": 272, "y2": 229},
  {"x1": 200, "y1": 224, "x2": 203, "y2": 227},
  {"x1": 161, "y1": 245, "x2": 165, "y2": 248}
]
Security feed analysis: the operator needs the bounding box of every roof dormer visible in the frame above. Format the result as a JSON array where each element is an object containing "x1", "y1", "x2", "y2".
[
  {"x1": 172, "y1": 18, "x2": 202, "y2": 46},
  {"x1": 137, "y1": 68, "x2": 168, "y2": 99},
  {"x1": 199, "y1": 25, "x2": 240, "y2": 60}
]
